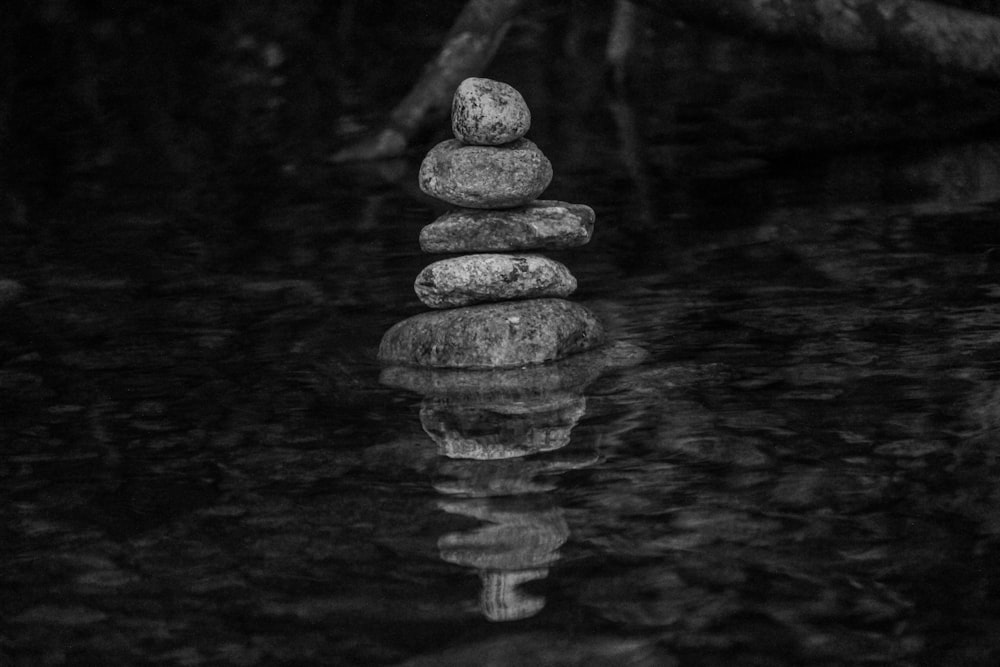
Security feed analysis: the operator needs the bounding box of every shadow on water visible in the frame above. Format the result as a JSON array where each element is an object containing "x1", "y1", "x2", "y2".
[{"x1": 5, "y1": 37, "x2": 1000, "y2": 667}]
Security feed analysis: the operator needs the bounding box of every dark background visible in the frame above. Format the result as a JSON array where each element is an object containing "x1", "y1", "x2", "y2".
[{"x1": 4, "y1": 0, "x2": 999, "y2": 219}]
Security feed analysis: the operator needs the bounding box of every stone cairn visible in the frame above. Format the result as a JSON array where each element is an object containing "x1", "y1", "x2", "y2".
[
  {"x1": 377, "y1": 78, "x2": 630, "y2": 622},
  {"x1": 378, "y1": 77, "x2": 606, "y2": 370}
]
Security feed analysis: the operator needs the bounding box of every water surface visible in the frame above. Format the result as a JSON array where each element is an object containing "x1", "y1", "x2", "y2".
[{"x1": 4, "y1": 118, "x2": 1000, "y2": 665}]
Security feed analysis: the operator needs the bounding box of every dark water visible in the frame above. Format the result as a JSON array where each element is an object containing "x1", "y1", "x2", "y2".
[{"x1": 5, "y1": 114, "x2": 1000, "y2": 664}]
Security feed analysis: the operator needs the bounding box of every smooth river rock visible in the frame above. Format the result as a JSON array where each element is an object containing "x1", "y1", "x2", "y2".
[
  {"x1": 451, "y1": 77, "x2": 531, "y2": 145},
  {"x1": 420, "y1": 200, "x2": 595, "y2": 253},
  {"x1": 377, "y1": 298, "x2": 605, "y2": 369},
  {"x1": 415, "y1": 254, "x2": 576, "y2": 309},
  {"x1": 419, "y1": 139, "x2": 552, "y2": 209}
]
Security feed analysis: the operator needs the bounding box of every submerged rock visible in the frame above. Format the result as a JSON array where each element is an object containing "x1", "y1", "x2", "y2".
[
  {"x1": 420, "y1": 200, "x2": 596, "y2": 253},
  {"x1": 451, "y1": 77, "x2": 531, "y2": 146},
  {"x1": 379, "y1": 340, "x2": 649, "y2": 397},
  {"x1": 419, "y1": 139, "x2": 552, "y2": 209},
  {"x1": 415, "y1": 253, "x2": 576, "y2": 309},
  {"x1": 377, "y1": 298, "x2": 605, "y2": 369}
]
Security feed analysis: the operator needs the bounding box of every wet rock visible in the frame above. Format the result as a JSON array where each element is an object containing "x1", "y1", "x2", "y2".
[
  {"x1": 451, "y1": 77, "x2": 531, "y2": 145},
  {"x1": 419, "y1": 139, "x2": 552, "y2": 209},
  {"x1": 420, "y1": 200, "x2": 595, "y2": 253},
  {"x1": 377, "y1": 298, "x2": 605, "y2": 369},
  {"x1": 415, "y1": 253, "x2": 576, "y2": 309},
  {"x1": 379, "y1": 340, "x2": 649, "y2": 397}
]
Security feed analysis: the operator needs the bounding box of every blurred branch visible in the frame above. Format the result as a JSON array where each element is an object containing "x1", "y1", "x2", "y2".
[
  {"x1": 333, "y1": 0, "x2": 1000, "y2": 165},
  {"x1": 607, "y1": 1, "x2": 658, "y2": 230},
  {"x1": 606, "y1": 0, "x2": 640, "y2": 90},
  {"x1": 639, "y1": 0, "x2": 1000, "y2": 81},
  {"x1": 330, "y1": 0, "x2": 527, "y2": 163}
]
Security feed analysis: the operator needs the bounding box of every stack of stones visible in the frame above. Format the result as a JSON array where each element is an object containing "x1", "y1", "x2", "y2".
[{"x1": 378, "y1": 77, "x2": 606, "y2": 369}]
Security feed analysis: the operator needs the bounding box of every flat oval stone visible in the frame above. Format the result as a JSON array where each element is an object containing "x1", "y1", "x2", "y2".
[
  {"x1": 451, "y1": 77, "x2": 531, "y2": 145},
  {"x1": 419, "y1": 139, "x2": 552, "y2": 209},
  {"x1": 421, "y1": 200, "x2": 595, "y2": 253},
  {"x1": 378, "y1": 298, "x2": 605, "y2": 369},
  {"x1": 415, "y1": 254, "x2": 576, "y2": 309}
]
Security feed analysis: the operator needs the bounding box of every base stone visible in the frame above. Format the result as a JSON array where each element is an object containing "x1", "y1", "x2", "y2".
[
  {"x1": 377, "y1": 298, "x2": 606, "y2": 369},
  {"x1": 380, "y1": 340, "x2": 649, "y2": 397}
]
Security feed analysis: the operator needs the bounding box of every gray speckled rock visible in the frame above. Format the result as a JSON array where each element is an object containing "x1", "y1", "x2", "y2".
[
  {"x1": 420, "y1": 200, "x2": 595, "y2": 253},
  {"x1": 377, "y1": 298, "x2": 605, "y2": 369},
  {"x1": 415, "y1": 254, "x2": 576, "y2": 309},
  {"x1": 379, "y1": 341, "x2": 650, "y2": 398},
  {"x1": 419, "y1": 139, "x2": 552, "y2": 209},
  {"x1": 451, "y1": 77, "x2": 531, "y2": 145}
]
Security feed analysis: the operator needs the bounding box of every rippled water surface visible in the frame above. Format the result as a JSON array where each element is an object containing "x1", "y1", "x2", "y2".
[{"x1": 5, "y1": 123, "x2": 1000, "y2": 664}]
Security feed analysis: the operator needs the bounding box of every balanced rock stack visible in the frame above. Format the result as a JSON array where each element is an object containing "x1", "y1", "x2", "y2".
[{"x1": 378, "y1": 77, "x2": 606, "y2": 369}]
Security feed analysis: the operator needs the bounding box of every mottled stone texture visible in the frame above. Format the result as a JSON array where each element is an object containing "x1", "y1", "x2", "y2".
[
  {"x1": 377, "y1": 298, "x2": 605, "y2": 368},
  {"x1": 420, "y1": 200, "x2": 595, "y2": 253},
  {"x1": 419, "y1": 139, "x2": 552, "y2": 209},
  {"x1": 451, "y1": 77, "x2": 531, "y2": 145},
  {"x1": 415, "y1": 254, "x2": 576, "y2": 309},
  {"x1": 379, "y1": 341, "x2": 649, "y2": 397}
]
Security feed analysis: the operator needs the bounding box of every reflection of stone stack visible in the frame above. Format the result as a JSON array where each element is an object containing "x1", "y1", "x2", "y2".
[
  {"x1": 421, "y1": 393, "x2": 585, "y2": 460},
  {"x1": 378, "y1": 77, "x2": 606, "y2": 369},
  {"x1": 437, "y1": 496, "x2": 570, "y2": 623},
  {"x1": 428, "y1": 397, "x2": 590, "y2": 623},
  {"x1": 376, "y1": 77, "x2": 649, "y2": 623}
]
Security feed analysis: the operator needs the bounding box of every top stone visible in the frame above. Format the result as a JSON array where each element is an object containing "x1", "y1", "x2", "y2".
[{"x1": 452, "y1": 77, "x2": 531, "y2": 146}]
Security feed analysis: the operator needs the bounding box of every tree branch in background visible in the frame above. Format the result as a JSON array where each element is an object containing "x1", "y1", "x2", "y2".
[
  {"x1": 606, "y1": 0, "x2": 640, "y2": 90},
  {"x1": 333, "y1": 0, "x2": 1000, "y2": 164},
  {"x1": 606, "y1": 1, "x2": 658, "y2": 229},
  {"x1": 330, "y1": 0, "x2": 527, "y2": 163},
  {"x1": 642, "y1": 0, "x2": 1000, "y2": 81}
]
